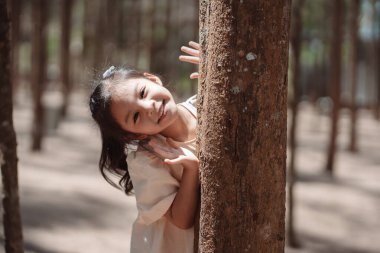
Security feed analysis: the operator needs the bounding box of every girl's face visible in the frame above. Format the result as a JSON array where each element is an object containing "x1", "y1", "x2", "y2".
[{"x1": 110, "y1": 77, "x2": 178, "y2": 136}]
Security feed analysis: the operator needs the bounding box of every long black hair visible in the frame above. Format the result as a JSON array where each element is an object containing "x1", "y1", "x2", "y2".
[{"x1": 89, "y1": 66, "x2": 149, "y2": 195}]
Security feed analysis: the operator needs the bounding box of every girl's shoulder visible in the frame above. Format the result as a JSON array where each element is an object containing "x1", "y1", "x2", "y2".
[
  {"x1": 185, "y1": 95, "x2": 197, "y2": 106},
  {"x1": 178, "y1": 95, "x2": 197, "y2": 117}
]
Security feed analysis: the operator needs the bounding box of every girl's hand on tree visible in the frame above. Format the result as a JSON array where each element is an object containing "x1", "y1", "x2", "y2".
[
  {"x1": 179, "y1": 41, "x2": 200, "y2": 79},
  {"x1": 148, "y1": 137, "x2": 199, "y2": 170}
]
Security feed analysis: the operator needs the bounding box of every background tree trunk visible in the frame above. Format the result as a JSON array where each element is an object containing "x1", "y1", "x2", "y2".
[
  {"x1": 92, "y1": 0, "x2": 106, "y2": 75},
  {"x1": 132, "y1": 0, "x2": 142, "y2": 67},
  {"x1": 82, "y1": 0, "x2": 96, "y2": 68},
  {"x1": 60, "y1": 0, "x2": 73, "y2": 118},
  {"x1": 373, "y1": 0, "x2": 380, "y2": 120},
  {"x1": 7, "y1": 0, "x2": 21, "y2": 100},
  {"x1": 30, "y1": 0, "x2": 48, "y2": 151},
  {"x1": 348, "y1": 0, "x2": 360, "y2": 152},
  {"x1": 197, "y1": 1, "x2": 291, "y2": 252},
  {"x1": 0, "y1": 0, "x2": 24, "y2": 251},
  {"x1": 147, "y1": 0, "x2": 157, "y2": 72},
  {"x1": 287, "y1": 0, "x2": 304, "y2": 248},
  {"x1": 326, "y1": 0, "x2": 344, "y2": 174}
]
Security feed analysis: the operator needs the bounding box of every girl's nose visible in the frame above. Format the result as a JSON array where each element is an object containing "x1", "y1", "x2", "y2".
[{"x1": 141, "y1": 100, "x2": 156, "y2": 117}]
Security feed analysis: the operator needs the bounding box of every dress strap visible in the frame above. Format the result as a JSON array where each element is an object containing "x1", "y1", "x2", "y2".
[{"x1": 179, "y1": 95, "x2": 197, "y2": 117}]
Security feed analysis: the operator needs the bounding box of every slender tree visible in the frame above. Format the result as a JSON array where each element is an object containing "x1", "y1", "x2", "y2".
[
  {"x1": 348, "y1": 0, "x2": 360, "y2": 152},
  {"x1": 147, "y1": 0, "x2": 157, "y2": 72},
  {"x1": 132, "y1": 0, "x2": 142, "y2": 67},
  {"x1": 30, "y1": 0, "x2": 48, "y2": 151},
  {"x1": 287, "y1": 0, "x2": 304, "y2": 248},
  {"x1": 0, "y1": 0, "x2": 24, "y2": 251},
  {"x1": 92, "y1": 0, "x2": 106, "y2": 74},
  {"x1": 197, "y1": 1, "x2": 291, "y2": 252},
  {"x1": 60, "y1": 0, "x2": 73, "y2": 118},
  {"x1": 326, "y1": 0, "x2": 344, "y2": 174},
  {"x1": 7, "y1": 0, "x2": 22, "y2": 99},
  {"x1": 374, "y1": 0, "x2": 380, "y2": 120},
  {"x1": 104, "y1": 0, "x2": 118, "y2": 63},
  {"x1": 163, "y1": 0, "x2": 172, "y2": 62},
  {"x1": 82, "y1": 0, "x2": 96, "y2": 67}
]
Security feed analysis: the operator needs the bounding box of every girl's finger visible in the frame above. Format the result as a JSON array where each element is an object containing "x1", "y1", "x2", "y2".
[
  {"x1": 179, "y1": 55, "x2": 199, "y2": 65},
  {"x1": 190, "y1": 73, "x2": 199, "y2": 79},
  {"x1": 164, "y1": 157, "x2": 183, "y2": 165},
  {"x1": 181, "y1": 46, "x2": 199, "y2": 57},
  {"x1": 166, "y1": 137, "x2": 179, "y2": 149},
  {"x1": 189, "y1": 41, "x2": 200, "y2": 50}
]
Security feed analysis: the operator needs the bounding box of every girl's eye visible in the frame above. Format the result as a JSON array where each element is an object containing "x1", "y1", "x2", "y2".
[
  {"x1": 140, "y1": 87, "x2": 146, "y2": 98},
  {"x1": 133, "y1": 112, "x2": 139, "y2": 124}
]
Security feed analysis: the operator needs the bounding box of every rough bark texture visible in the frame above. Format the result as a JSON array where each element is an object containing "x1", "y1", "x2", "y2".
[
  {"x1": 31, "y1": 0, "x2": 48, "y2": 151},
  {"x1": 287, "y1": 0, "x2": 304, "y2": 248},
  {"x1": 60, "y1": 0, "x2": 73, "y2": 118},
  {"x1": 197, "y1": 1, "x2": 291, "y2": 252},
  {"x1": 8, "y1": 0, "x2": 21, "y2": 98},
  {"x1": 348, "y1": 0, "x2": 360, "y2": 152},
  {"x1": 0, "y1": 0, "x2": 24, "y2": 251},
  {"x1": 326, "y1": 0, "x2": 344, "y2": 174}
]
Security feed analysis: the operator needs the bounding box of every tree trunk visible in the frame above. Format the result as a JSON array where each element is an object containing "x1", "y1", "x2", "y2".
[
  {"x1": 348, "y1": 0, "x2": 360, "y2": 152},
  {"x1": 60, "y1": 0, "x2": 73, "y2": 118},
  {"x1": 82, "y1": 0, "x2": 96, "y2": 67},
  {"x1": 197, "y1": 1, "x2": 291, "y2": 252},
  {"x1": 31, "y1": 0, "x2": 48, "y2": 151},
  {"x1": 7, "y1": 0, "x2": 21, "y2": 100},
  {"x1": 287, "y1": 0, "x2": 304, "y2": 248},
  {"x1": 0, "y1": 0, "x2": 24, "y2": 251},
  {"x1": 374, "y1": 0, "x2": 380, "y2": 120},
  {"x1": 92, "y1": 0, "x2": 106, "y2": 75},
  {"x1": 104, "y1": 0, "x2": 118, "y2": 63},
  {"x1": 326, "y1": 0, "x2": 344, "y2": 174},
  {"x1": 191, "y1": 0, "x2": 199, "y2": 95},
  {"x1": 132, "y1": 0, "x2": 142, "y2": 67},
  {"x1": 148, "y1": 0, "x2": 157, "y2": 72}
]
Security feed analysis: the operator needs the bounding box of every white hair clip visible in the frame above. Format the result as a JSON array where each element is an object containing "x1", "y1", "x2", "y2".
[{"x1": 102, "y1": 66, "x2": 116, "y2": 79}]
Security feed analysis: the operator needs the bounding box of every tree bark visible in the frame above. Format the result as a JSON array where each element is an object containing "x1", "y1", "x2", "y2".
[
  {"x1": 31, "y1": 0, "x2": 48, "y2": 151},
  {"x1": 132, "y1": 0, "x2": 142, "y2": 67},
  {"x1": 287, "y1": 0, "x2": 304, "y2": 248},
  {"x1": 82, "y1": 0, "x2": 96, "y2": 67},
  {"x1": 92, "y1": 0, "x2": 106, "y2": 75},
  {"x1": 60, "y1": 0, "x2": 73, "y2": 118},
  {"x1": 7, "y1": 0, "x2": 21, "y2": 100},
  {"x1": 0, "y1": 0, "x2": 24, "y2": 251},
  {"x1": 197, "y1": 1, "x2": 291, "y2": 252},
  {"x1": 348, "y1": 0, "x2": 360, "y2": 152},
  {"x1": 326, "y1": 0, "x2": 344, "y2": 174},
  {"x1": 374, "y1": 0, "x2": 380, "y2": 120},
  {"x1": 147, "y1": 0, "x2": 157, "y2": 72}
]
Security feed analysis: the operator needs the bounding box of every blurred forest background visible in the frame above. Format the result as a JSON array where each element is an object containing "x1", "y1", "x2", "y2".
[{"x1": 1, "y1": 0, "x2": 380, "y2": 252}]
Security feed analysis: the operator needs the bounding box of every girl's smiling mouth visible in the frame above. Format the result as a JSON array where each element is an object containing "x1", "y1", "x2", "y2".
[{"x1": 158, "y1": 100, "x2": 166, "y2": 123}]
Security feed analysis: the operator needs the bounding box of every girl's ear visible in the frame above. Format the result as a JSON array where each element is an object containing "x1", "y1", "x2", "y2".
[{"x1": 143, "y1": 72, "x2": 163, "y2": 86}]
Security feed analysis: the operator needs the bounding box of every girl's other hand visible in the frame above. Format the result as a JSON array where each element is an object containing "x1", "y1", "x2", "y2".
[
  {"x1": 149, "y1": 137, "x2": 199, "y2": 170},
  {"x1": 179, "y1": 41, "x2": 200, "y2": 79}
]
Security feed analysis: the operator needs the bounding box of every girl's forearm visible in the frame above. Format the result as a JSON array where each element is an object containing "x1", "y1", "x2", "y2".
[{"x1": 165, "y1": 165, "x2": 199, "y2": 229}]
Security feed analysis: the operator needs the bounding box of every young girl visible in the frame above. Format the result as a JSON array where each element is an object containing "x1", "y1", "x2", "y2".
[{"x1": 89, "y1": 42, "x2": 200, "y2": 253}]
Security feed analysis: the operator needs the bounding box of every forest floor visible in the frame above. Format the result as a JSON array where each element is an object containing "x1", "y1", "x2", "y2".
[{"x1": 1, "y1": 90, "x2": 380, "y2": 253}]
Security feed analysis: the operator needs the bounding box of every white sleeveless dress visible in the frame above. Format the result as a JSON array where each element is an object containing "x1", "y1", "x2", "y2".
[{"x1": 126, "y1": 95, "x2": 197, "y2": 253}]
